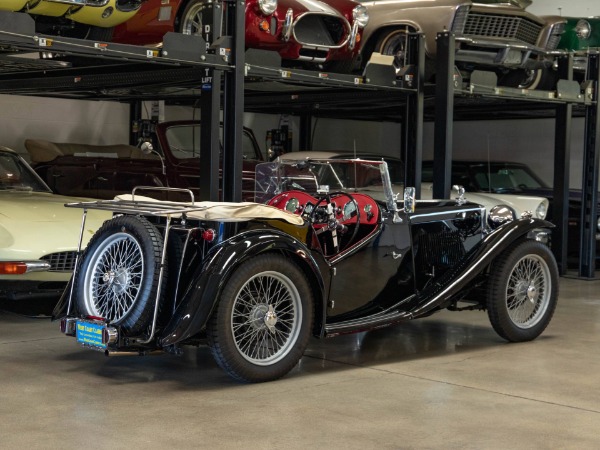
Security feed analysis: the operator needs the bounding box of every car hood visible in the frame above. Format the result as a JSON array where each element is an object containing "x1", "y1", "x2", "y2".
[
  {"x1": 420, "y1": 183, "x2": 548, "y2": 217},
  {"x1": 278, "y1": 0, "x2": 345, "y2": 15},
  {"x1": 0, "y1": 191, "x2": 110, "y2": 260}
]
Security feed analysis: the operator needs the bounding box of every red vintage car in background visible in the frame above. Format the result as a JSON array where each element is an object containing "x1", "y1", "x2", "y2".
[{"x1": 112, "y1": 0, "x2": 369, "y2": 70}]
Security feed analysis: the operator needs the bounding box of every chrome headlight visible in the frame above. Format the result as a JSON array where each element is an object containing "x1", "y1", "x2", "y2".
[
  {"x1": 596, "y1": 216, "x2": 600, "y2": 232},
  {"x1": 535, "y1": 201, "x2": 548, "y2": 219},
  {"x1": 258, "y1": 0, "x2": 277, "y2": 16},
  {"x1": 488, "y1": 205, "x2": 516, "y2": 229},
  {"x1": 576, "y1": 19, "x2": 592, "y2": 40},
  {"x1": 352, "y1": 5, "x2": 369, "y2": 28}
]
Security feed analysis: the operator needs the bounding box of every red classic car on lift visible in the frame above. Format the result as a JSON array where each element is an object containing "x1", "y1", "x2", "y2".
[{"x1": 112, "y1": 0, "x2": 369, "y2": 70}]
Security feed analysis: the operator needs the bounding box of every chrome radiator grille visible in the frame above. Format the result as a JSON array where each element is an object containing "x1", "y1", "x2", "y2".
[
  {"x1": 462, "y1": 13, "x2": 542, "y2": 46},
  {"x1": 417, "y1": 230, "x2": 466, "y2": 268},
  {"x1": 41, "y1": 252, "x2": 77, "y2": 272}
]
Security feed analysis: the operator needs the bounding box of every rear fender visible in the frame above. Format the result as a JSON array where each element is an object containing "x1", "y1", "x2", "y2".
[{"x1": 159, "y1": 229, "x2": 326, "y2": 346}]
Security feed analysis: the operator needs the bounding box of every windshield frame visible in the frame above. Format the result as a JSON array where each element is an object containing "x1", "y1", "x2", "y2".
[{"x1": 0, "y1": 148, "x2": 53, "y2": 193}]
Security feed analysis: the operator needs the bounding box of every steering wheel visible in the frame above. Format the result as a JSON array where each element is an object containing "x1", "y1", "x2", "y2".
[{"x1": 309, "y1": 192, "x2": 361, "y2": 255}]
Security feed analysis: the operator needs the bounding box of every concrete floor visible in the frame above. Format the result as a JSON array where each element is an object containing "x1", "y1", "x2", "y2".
[{"x1": 1, "y1": 277, "x2": 600, "y2": 449}]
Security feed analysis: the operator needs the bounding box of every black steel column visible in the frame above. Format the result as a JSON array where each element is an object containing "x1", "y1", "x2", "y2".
[
  {"x1": 200, "y1": 70, "x2": 222, "y2": 201},
  {"x1": 403, "y1": 33, "x2": 424, "y2": 198},
  {"x1": 433, "y1": 32, "x2": 455, "y2": 199},
  {"x1": 129, "y1": 101, "x2": 142, "y2": 146},
  {"x1": 579, "y1": 53, "x2": 600, "y2": 278},
  {"x1": 553, "y1": 54, "x2": 574, "y2": 275},
  {"x1": 222, "y1": 0, "x2": 245, "y2": 202},
  {"x1": 299, "y1": 114, "x2": 312, "y2": 151},
  {"x1": 199, "y1": 1, "x2": 222, "y2": 201}
]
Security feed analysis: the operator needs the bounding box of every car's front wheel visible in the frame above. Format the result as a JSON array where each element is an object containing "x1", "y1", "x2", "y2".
[
  {"x1": 207, "y1": 254, "x2": 314, "y2": 382},
  {"x1": 375, "y1": 27, "x2": 411, "y2": 75},
  {"x1": 73, "y1": 215, "x2": 166, "y2": 335},
  {"x1": 486, "y1": 240, "x2": 558, "y2": 342}
]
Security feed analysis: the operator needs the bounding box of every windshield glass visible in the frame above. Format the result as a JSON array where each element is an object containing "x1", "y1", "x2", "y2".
[
  {"x1": 255, "y1": 158, "x2": 394, "y2": 205},
  {"x1": 0, "y1": 150, "x2": 51, "y2": 192},
  {"x1": 468, "y1": 163, "x2": 547, "y2": 192}
]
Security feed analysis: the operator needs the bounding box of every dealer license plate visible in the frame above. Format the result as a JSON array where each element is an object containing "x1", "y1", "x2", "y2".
[{"x1": 76, "y1": 320, "x2": 106, "y2": 349}]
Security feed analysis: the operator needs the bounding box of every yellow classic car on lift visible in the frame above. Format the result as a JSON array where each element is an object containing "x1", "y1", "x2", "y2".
[{"x1": 0, "y1": 0, "x2": 143, "y2": 40}]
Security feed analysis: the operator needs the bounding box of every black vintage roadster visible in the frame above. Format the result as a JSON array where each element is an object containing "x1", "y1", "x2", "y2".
[{"x1": 54, "y1": 158, "x2": 559, "y2": 382}]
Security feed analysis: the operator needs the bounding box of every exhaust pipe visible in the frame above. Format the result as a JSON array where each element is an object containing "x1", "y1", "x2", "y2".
[{"x1": 104, "y1": 349, "x2": 164, "y2": 357}]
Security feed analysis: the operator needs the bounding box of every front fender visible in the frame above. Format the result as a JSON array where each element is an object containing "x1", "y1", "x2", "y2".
[
  {"x1": 409, "y1": 218, "x2": 554, "y2": 318},
  {"x1": 159, "y1": 229, "x2": 325, "y2": 346}
]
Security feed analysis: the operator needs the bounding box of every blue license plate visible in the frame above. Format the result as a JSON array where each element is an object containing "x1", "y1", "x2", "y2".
[{"x1": 76, "y1": 320, "x2": 106, "y2": 349}]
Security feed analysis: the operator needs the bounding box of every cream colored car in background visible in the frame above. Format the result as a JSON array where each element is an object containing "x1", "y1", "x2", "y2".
[
  {"x1": 0, "y1": 146, "x2": 110, "y2": 301},
  {"x1": 0, "y1": 0, "x2": 143, "y2": 40},
  {"x1": 280, "y1": 151, "x2": 549, "y2": 220}
]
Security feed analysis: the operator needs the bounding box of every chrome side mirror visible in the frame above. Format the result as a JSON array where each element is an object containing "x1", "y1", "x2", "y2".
[{"x1": 404, "y1": 187, "x2": 416, "y2": 213}]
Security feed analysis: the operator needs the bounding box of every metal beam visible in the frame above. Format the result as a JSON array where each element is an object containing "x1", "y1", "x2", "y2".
[
  {"x1": 222, "y1": 0, "x2": 245, "y2": 202},
  {"x1": 579, "y1": 53, "x2": 600, "y2": 278},
  {"x1": 553, "y1": 54, "x2": 573, "y2": 275},
  {"x1": 433, "y1": 32, "x2": 455, "y2": 199},
  {"x1": 403, "y1": 33, "x2": 425, "y2": 198}
]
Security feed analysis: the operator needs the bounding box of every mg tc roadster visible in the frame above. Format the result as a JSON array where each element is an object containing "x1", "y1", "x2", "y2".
[{"x1": 54, "y1": 158, "x2": 559, "y2": 382}]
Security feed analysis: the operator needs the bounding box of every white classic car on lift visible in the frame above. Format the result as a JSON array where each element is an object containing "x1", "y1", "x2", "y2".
[
  {"x1": 278, "y1": 151, "x2": 549, "y2": 220},
  {"x1": 0, "y1": 146, "x2": 111, "y2": 301}
]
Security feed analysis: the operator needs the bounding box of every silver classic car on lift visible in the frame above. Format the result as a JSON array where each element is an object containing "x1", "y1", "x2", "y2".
[{"x1": 353, "y1": 0, "x2": 565, "y2": 89}]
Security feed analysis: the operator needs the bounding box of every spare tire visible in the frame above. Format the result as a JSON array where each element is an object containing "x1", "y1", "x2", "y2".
[{"x1": 73, "y1": 215, "x2": 167, "y2": 335}]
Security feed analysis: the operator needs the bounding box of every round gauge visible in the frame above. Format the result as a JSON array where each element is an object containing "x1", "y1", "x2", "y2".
[
  {"x1": 284, "y1": 197, "x2": 300, "y2": 213},
  {"x1": 343, "y1": 201, "x2": 356, "y2": 220}
]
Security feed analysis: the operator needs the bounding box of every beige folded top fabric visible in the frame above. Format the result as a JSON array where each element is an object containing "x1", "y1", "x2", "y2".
[{"x1": 114, "y1": 194, "x2": 305, "y2": 225}]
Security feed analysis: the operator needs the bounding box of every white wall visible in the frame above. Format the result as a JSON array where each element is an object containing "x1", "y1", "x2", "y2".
[
  {"x1": 0, "y1": 94, "x2": 130, "y2": 158},
  {"x1": 528, "y1": 0, "x2": 599, "y2": 17}
]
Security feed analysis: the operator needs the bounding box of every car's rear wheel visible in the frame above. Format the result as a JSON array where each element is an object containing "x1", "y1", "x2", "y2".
[
  {"x1": 486, "y1": 240, "x2": 558, "y2": 342},
  {"x1": 207, "y1": 254, "x2": 314, "y2": 383},
  {"x1": 74, "y1": 215, "x2": 166, "y2": 335}
]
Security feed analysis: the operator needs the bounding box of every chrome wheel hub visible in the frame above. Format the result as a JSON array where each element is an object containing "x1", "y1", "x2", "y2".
[{"x1": 103, "y1": 267, "x2": 130, "y2": 295}]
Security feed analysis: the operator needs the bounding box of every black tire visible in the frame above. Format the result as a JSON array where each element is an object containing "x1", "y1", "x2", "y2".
[
  {"x1": 73, "y1": 215, "x2": 167, "y2": 335},
  {"x1": 500, "y1": 68, "x2": 558, "y2": 90},
  {"x1": 486, "y1": 240, "x2": 558, "y2": 342},
  {"x1": 323, "y1": 56, "x2": 359, "y2": 74},
  {"x1": 178, "y1": 0, "x2": 206, "y2": 36},
  {"x1": 375, "y1": 27, "x2": 410, "y2": 75},
  {"x1": 207, "y1": 254, "x2": 314, "y2": 383}
]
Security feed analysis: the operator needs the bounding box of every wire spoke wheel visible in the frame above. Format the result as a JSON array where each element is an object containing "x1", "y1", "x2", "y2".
[
  {"x1": 208, "y1": 254, "x2": 313, "y2": 382},
  {"x1": 487, "y1": 240, "x2": 558, "y2": 342},
  {"x1": 83, "y1": 233, "x2": 144, "y2": 322},
  {"x1": 231, "y1": 271, "x2": 302, "y2": 365},
  {"x1": 505, "y1": 254, "x2": 550, "y2": 328},
  {"x1": 74, "y1": 215, "x2": 166, "y2": 335}
]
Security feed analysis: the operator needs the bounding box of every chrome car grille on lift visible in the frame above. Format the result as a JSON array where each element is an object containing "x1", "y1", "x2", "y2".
[
  {"x1": 41, "y1": 252, "x2": 77, "y2": 272},
  {"x1": 293, "y1": 14, "x2": 348, "y2": 48},
  {"x1": 462, "y1": 13, "x2": 542, "y2": 46}
]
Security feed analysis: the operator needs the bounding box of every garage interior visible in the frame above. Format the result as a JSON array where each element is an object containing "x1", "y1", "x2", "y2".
[{"x1": 1, "y1": 0, "x2": 600, "y2": 447}]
